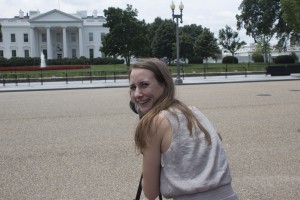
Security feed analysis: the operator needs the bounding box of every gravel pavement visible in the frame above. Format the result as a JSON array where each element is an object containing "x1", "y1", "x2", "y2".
[{"x1": 0, "y1": 81, "x2": 299, "y2": 200}]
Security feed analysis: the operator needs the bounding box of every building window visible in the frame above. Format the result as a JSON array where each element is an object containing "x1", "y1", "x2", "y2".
[
  {"x1": 89, "y1": 33, "x2": 93, "y2": 42},
  {"x1": 11, "y1": 34, "x2": 16, "y2": 42},
  {"x1": 42, "y1": 33, "x2": 46, "y2": 42},
  {"x1": 12, "y1": 50, "x2": 16, "y2": 57},
  {"x1": 24, "y1": 50, "x2": 29, "y2": 57},
  {"x1": 71, "y1": 33, "x2": 76, "y2": 42},
  {"x1": 57, "y1": 33, "x2": 62, "y2": 42},
  {"x1": 0, "y1": 33, "x2": 3, "y2": 42},
  {"x1": 101, "y1": 33, "x2": 105, "y2": 41},
  {"x1": 72, "y1": 49, "x2": 76, "y2": 58},
  {"x1": 0, "y1": 50, "x2": 3, "y2": 57},
  {"x1": 24, "y1": 33, "x2": 28, "y2": 42},
  {"x1": 89, "y1": 48, "x2": 94, "y2": 59}
]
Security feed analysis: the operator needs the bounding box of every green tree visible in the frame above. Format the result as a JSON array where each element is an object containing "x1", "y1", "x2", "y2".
[
  {"x1": 236, "y1": 0, "x2": 281, "y2": 62},
  {"x1": 280, "y1": 0, "x2": 300, "y2": 46},
  {"x1": 194, "y1": 28, "x2": 220, "y2": 62},
  {"x1": 252, "y1": 40, "x2": 271, "y2": 63},
  {"x1": 252, "y1": 51, "x2": 264, "y2": 63},
  {"x1": 274, "y1": 11, "x2": 293, "y2": 51},
  {"x1": 180, "y1": 24, "x2": 204, "y2": 61},
  {"x1": 101, "y1": 5, "x2": 148, "y2": 66},
  {"x1": 281, "y1": 0, "x2": 300, "y2": 32},
  {"x1": 151, "y1": 20, "x2": 175, "y2": 63},
  {"x1": 219, "y1": 25, "x2": 246, "y2": 56},
  {"x1": 147, "y1": 17, "x2": 164, "y2": 57}
]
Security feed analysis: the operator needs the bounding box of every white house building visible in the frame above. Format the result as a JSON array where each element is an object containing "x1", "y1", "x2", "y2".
[{"x1": 0, "y1": 9, "x2": 109, "y2": 59}]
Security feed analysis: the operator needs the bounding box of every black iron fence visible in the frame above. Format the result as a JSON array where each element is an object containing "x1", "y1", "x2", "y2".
[
  {"x1": 3, "y1": 63, "x2": 296, "y2": 87},
  {"x1": 0, "y1": 70, "x2": 128, "y2": 86}
]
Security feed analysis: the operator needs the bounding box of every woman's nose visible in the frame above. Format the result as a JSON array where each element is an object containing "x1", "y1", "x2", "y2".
[{"x1": 133, "y1": 88, "x2": 142, "y2": 98}]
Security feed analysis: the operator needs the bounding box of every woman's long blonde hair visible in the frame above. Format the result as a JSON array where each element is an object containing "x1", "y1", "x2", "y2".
[{"x1": 129, "y1": 58, "x2": 211, "y2": 153}]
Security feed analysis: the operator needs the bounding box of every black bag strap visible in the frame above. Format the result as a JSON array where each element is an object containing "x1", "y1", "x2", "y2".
[
  {"x1": 134, "y1": 175, "x2": 162, "y2": 200},
  {"x1": 134, "y1": 175, "x2": 143, "y2": 200}
]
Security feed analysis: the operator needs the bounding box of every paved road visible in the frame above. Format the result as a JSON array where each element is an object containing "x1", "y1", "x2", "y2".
[{"x1": 0, "y1": 80, "x2": 299, "y2": 199}]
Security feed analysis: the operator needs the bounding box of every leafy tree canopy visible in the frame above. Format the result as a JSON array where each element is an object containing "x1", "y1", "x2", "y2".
[
  {"x1": 179, "y1": 24, "x2": 204, "y2": 60},
  {"x1": 194, "y1": 28, "x2": 220, "y2": 61},
  {"x1": 151, "y1": 20, "x2": 175, "y2": 62},
  {"x1": 236, "y1": 0, "x2": 281, "y2": 43},
  {"x1": 219, "y1": 25, "x2": 246, "y2": 56},
  {"x1": 280, "y1": 0, "x2": 300, "y2": 32},
  {"x1": 101, "y1": 5, "x2": 148, "y2": 66}
]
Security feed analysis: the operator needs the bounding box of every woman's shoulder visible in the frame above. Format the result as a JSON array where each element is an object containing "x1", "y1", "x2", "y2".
[
  {"x1": 154, "y1": 112, "x2": 170, "y2": 126},
  {"x1": 150, "y1": 112, "x2": 171, "y2": 131}
]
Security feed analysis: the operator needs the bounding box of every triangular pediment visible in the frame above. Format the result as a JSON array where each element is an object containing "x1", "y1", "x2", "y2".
[{"x1": 29, "y1": 9, "x2": 82, "y2": 23}]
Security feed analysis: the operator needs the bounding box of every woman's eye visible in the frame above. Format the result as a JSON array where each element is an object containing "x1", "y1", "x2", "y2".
[
  {"x1": 130, "y1": 85, "x2": 136, "y2": 90},
  {"x1": 140, "y1": 82, "x2": 149, "y2": 87}
]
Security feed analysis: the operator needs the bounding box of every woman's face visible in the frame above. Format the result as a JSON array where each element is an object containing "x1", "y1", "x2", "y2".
[{"x1": 129, "y1": 68, "x2": 165, "y2": 114}]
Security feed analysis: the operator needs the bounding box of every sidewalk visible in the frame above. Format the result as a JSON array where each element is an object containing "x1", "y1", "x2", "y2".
[{"x1": 0, "y1": 74, "x2": 299, "y2": 92}]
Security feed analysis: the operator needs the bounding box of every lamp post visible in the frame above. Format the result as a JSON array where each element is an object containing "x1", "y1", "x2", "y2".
[{"x1": 170, "y1": 1, "x2": 184, "y2": 84}]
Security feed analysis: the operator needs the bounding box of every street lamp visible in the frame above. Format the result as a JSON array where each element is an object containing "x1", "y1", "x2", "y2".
[{"x1": 171, "y1": 1, "x2": 184, "y2": 84}]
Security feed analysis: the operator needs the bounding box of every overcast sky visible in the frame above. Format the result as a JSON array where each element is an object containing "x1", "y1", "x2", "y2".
[{"x1": 0, "y1": 0, "x2": 254, "y2": 44}]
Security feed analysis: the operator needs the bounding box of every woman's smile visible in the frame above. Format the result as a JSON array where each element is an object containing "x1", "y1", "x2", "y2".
[{"x1": 130, "y1": 68, "x2": 165, "y2": 114}]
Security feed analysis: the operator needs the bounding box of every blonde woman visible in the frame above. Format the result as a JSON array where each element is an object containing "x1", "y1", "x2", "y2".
[{"x1": 129, "y1": 58, "x2": 238, "y2": 200}]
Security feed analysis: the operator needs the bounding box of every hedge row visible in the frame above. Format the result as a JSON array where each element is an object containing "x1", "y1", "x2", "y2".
[
  {"x1": 222, "y1": 55, "x2": 298, "y2": 64},
  {"x1": 47, "y1": 56, "x2": 124, "y2": 65},
  {"x1": 0, "y1": 57, "x2": 40, "y2": 67},
  {"x1": 222, "y1": 56, "x2": 238, "y2": 64},
  {"x1": 273, "y1": 55, "x2": 295, "y2": 64},
  {"x1": 0, "y1": 56, "x2": 124, "y2": 67},
  {"x1": 266, "y1": 64, "x2": 300, "y2": 76}
]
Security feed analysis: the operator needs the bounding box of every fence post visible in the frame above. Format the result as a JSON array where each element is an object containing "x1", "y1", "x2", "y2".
[
  {"x1": 66, "y1": 70, "x2": 68, "y2": 84},
  {"x1": 2, "y1": 74, "x2": 6, "y2": 86},
  {"x1": 27, "y1": 74, "x2": 30, "y2": 86},
  {"x1": 89, "y1": 68, "x2": 92, "y2": 83},
  {"x1": 40, "y1": 70, "x2": 43, "y2": 85},
  {"x1": 14, "y1": 73, "x2": 18, "y2": 86}
]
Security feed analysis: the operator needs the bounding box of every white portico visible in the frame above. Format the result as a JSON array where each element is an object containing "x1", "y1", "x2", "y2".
[{"x1": 0, "y1": 9, "x2": 109, "y2": 59}]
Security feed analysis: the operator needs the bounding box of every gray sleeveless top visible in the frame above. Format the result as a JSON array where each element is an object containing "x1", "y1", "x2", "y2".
[{"x1": 160, "y1": 106, "x2": 232, "y2": 199}]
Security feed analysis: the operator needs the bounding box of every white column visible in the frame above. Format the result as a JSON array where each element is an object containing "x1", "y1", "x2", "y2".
[
  {"x1": 46, "y1": 26, "x2": 52, "y2": 59},
  {"x1": 63, "y1": 27, "x2": 68, "y2": 58},
  {"x1": 30, "y1": 27, "x2": 36, "y2": 57},
  {"x1": 78, "y1": 26, "x2": 83, "y2": 57}
]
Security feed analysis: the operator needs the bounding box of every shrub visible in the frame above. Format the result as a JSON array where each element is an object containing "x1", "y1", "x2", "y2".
[
  {"x1": 222, "y1": 56, "x2": 238, "y2": 64},
  {"x1": 274, "y1": 55, "x2": 295, "y2": 64},
  {"x1": 78, "y1": 56, "x2": 90, "y2": 65},
  {"x1": 252, "y1": 52, "x2": 264, "y2": 63},
  {"x1": 0, "y1": 56, "x2": 124, "y2": 67},
  {"x1": 188, "y1": 57, "x2": 203, "y2": 64},
  {"x1": 290, "y1": 52, "x2": 299, "y2": 63},
  {"x1": 0, "y1": 57, "x2": 9, "y2": 67}
]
